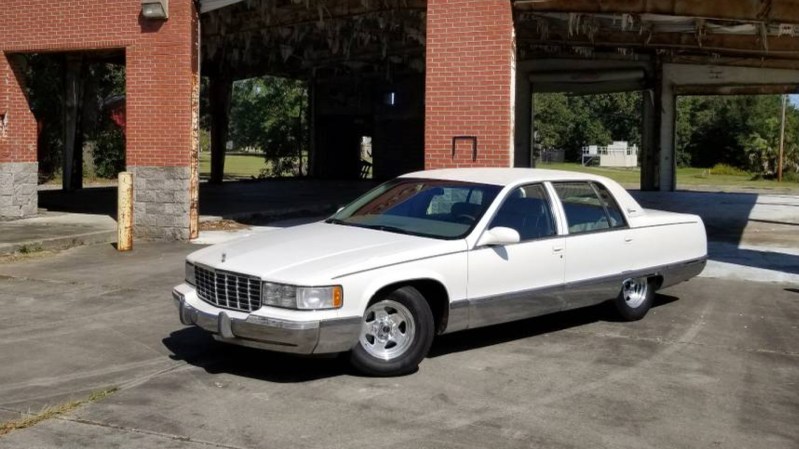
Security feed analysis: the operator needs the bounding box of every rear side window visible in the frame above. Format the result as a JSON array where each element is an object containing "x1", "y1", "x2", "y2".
[{"x1": 553, "y1": 182, "x2": 626, "y2": 234}]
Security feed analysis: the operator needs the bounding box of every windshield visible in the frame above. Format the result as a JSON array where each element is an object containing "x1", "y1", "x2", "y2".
[{"x1": 326, "y1": 178, "x2": 502, "y2": 239}]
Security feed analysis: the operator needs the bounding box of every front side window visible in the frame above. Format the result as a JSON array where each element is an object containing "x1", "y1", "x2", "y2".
[
  {"x1": 489, "y1": 184, "x2": 556, "y2": 241},
  {"x1": 553, "y1": 182, "x2": 626, "y2": 234},
  {"x1": 328, "y1": 178, "x2": 502, "y2": 239}
]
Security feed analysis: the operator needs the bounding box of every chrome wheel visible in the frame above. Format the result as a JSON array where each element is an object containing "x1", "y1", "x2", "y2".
[
  {"x1": 359, "y1": 299, "x2": 416, "y2": 361},
  {"x1": 622, "y1": 278, "x2": 649, "y2": 309}
]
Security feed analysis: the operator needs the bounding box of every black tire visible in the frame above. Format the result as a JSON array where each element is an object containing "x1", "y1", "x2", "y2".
[
  {"x1": 614, "y1": 277, "x2": 654, "y2": 321},
  {"x1": 350, "y1": 286, "x2": 434, "y2": 376}
]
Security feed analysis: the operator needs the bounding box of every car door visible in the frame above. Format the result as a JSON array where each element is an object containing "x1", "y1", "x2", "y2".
[
  {"x1": 551, "y1": 181, "x2": 631, "y2": 309},
  {"x1": 467, "y1": 183, "x2": 566, "y2": 329}
]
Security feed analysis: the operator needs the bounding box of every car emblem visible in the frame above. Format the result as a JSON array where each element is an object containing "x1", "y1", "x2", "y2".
[{"x1": 221, "y1": 253, "x2": 227, "y2": 263}]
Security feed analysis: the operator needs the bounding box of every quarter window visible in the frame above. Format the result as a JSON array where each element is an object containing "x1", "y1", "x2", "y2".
[
  {"x1": 592, "y1": 183, "x2": 627, "y2": 228},
  {"x1": 553, "y1": 182, "x2": 626, "y2": 234},
  {"x1": 489, "y1": 184, "x2": 556, "y2": 241}
]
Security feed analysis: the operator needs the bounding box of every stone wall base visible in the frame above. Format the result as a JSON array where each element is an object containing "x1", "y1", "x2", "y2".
[
  {"x1": 0, "y1": 162, "x2": 38, "y2": 220},
  {"x1": 130, "y1": 166, "x2": 191, "y2": 240}
]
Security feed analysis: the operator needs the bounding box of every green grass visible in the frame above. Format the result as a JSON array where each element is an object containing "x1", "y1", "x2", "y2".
[
  {"x1": 198, "y1": 153, "x2": 796, "y2": 192},
  {"x1": 0, "y1": 387, "x2": 117, "y2": 437},
  {"x1": 199, "y1": 152, "x2": 268, "y2": 179},
  {"x1": 541, "y1": 162, "x2": 799, "y2": 192}
]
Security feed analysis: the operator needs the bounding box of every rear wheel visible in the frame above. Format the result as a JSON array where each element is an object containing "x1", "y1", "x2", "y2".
[
  {"x1": 350, "y1": 286, "x2": 434, "y2": 376},
  {"x1": 614, "y1": 277, "x2": 654, "y2": 321}
]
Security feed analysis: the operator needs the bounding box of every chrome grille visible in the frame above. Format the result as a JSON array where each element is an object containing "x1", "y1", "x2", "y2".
[{"x1": 195, "y1": 265, "x2": 261, "y2": 312}]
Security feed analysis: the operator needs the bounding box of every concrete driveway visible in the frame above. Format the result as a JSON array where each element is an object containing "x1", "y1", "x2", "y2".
[{"x1": 0, "y1": 242, "x2": 797, "y2": 449}]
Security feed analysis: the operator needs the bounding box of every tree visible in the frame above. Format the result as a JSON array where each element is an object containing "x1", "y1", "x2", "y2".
[
  {"x1": 23, "y1": 54, "x2": 126, "y2": 180},
  {"x1": 534, "y1": 91, "x2": 640, "y2": 161},
  {"x1": 229, "y1": 76, "x2": 308, "y2": 177}
]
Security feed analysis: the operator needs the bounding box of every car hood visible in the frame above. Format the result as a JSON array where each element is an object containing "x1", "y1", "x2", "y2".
[{"x1": 187, "y1": 222, "x2": 466, "y2": 284}]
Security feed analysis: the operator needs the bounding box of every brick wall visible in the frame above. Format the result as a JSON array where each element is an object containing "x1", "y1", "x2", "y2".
[
  {"x1": 424, "y1": 0, "x2": 515, "y2": 169},
  {"x1": 0, "y1": 0, "x2": 198, "y2": 168},
  {"x1": 0, "y1": 0, "x2": 198, "y2": 235},
  {"x1": 0, "y1": 56, "x2": 37, "y2": 163}
]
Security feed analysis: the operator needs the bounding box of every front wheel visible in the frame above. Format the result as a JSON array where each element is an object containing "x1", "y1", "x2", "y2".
[
  {"x1": 350, "y1": 286, "x2": 434, "y2": 376},
  {"x1": 614, "y1": 277, "x2": 654, "y2": 321}
]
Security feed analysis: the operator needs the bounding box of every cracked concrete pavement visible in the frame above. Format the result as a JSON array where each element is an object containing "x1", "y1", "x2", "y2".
[{"x1": 0, "y1": 239, "x2": 797, "y2": 448}]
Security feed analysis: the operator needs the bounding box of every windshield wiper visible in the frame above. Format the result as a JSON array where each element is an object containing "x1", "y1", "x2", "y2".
[
  {"x1": 366, "y1": 225, "x2": 412, "y2": 235},
  {"x1": 325, "y1": 218, "x2": 346, "y2": 224}
]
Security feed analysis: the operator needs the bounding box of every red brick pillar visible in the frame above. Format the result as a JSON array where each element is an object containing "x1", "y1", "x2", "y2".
[
  {"x1": 0, "y1": 54, "x2": 38, "y2": 218},
  {"x1": 424, "y1": 0, "x2": 516, "y2": 169},
  {"x1": 126, "y1": 0, "x2": 200, "y2": 240}
]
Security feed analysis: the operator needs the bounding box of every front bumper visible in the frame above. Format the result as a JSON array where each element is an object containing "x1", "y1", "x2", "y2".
[{"x1": 172, "y1": 285, "x2": 361, "y2": 354}]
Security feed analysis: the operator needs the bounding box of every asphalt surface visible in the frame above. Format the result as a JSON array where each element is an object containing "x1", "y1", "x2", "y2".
[{"x1": 0, "y1": 241, "x2": 797, "y2": 448}]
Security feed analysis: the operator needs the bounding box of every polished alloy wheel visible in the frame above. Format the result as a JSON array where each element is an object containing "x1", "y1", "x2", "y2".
[
  {"x1": 359, "y1": 299, "x2": 416, "y2": 361},
  {"x1": 622, "y1": 278, "x2": 648, "y2": 308}
]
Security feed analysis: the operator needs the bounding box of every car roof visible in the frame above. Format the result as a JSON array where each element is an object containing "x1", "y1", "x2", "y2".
[{"x1": 399, "y1": 168, "x2": 614, "y2": 187}]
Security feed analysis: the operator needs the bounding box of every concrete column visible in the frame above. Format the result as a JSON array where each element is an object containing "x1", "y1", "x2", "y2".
[
  {"x1": 514, "y1": 68, "x2": 532, "y2": 168},
  {"x1": 658, "y1": 81, "x2": 677, "y2": 191},
  {"x1": 208, "y1": 74, "x2": 231, "y2": 185},
  {"x1": 0, "y1": 162, "x2": 38, "y2": 218},
  {"x1": 640, "y1": 88, "x2": 659, "y2": 191},
  {"x1": 424, "y1": 0, "x2": 515, "y2": 168},
  {"x1": 129, "y1": 166, "x2": 191, "y2": 240},
  {"x1": 640, "y1": 60, "x2": 676, "y2": 192}
]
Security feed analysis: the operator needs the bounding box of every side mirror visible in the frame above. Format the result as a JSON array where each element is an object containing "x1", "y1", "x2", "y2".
[
  {"x1": 336, "y1": 207, "x2": 344, "y2": 213},
  {"x1": 477, "y1": 227, "x2": 521, "y2": 247}
]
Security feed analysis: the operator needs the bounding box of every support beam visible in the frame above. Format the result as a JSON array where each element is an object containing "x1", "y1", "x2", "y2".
[
  {"x1": 514, "y1": 0, "x2": 799, "y2": 25},
  {"x1": 63, "y1": 54, "x2": 85, "y2": 191},
  {"x1": 514, "y1": 68, "x2": 533, "y2": 167},
  {"x1": 640, "y1": 88, "x2": 659, "y2": 191},
  {"x1": 640, "y1": 59, "x2": 662, "y2": 191},
  {"x1": 208, "y1": 75, "x2": 232, "y2": 184},
  {"x1": 658, "y1": 75, "x2": 677, "y2": 192}
]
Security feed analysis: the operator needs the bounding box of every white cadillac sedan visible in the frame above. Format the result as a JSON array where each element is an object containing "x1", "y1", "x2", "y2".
[{"x1": 173, "y1": 168, "x2": 707, "y2": 376}]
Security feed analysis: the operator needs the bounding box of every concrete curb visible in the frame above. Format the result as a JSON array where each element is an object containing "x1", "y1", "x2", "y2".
[{"x1": 0, "y1": 230, "x2": 117, "y2": 256}]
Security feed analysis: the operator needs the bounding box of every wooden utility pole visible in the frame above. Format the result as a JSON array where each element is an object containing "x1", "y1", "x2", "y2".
[{"x1": 778, "y1": 94, "x2": 787, "y2": 182}]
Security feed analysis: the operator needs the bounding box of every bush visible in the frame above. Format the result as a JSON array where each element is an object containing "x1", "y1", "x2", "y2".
[
  {"x1": 782, "y1": 171, "x2": 799, "y2": 183},
  {"x1": 709, "y1": 163, "x2": 749, "y2": 176},
  {"x1": 92, "y1": 127, "x2": 125, "y2": 178}
]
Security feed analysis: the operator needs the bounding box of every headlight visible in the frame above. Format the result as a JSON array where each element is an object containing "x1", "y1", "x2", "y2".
[
  {"x1": 262, "y1": 282, "x2": 342, "y2": 310},
  {"x1": 185, "y1": 262, "x2": 196, "y2": 285}
]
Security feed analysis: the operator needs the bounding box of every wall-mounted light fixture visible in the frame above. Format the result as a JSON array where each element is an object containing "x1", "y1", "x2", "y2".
[
  {"x1": 141, "y1": 0, "x2": 169, "y2": 20},
  {"x1": 383, "y1": 91, "x2": 397, "y2": 107}
]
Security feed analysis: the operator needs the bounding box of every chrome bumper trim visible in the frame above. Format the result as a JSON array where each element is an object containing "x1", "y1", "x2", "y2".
[{"x1": 174, "y1": 290, "x2": 360, "y2": 354}]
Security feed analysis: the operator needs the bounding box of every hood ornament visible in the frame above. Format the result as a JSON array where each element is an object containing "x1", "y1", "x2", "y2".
[{"x1": 221, "y1": 252, "x2": 227, "y2": 263}]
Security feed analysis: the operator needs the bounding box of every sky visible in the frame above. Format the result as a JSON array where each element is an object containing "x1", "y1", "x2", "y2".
[{"x1": 791, "y1": 94, "x2": 799, "y2": 107}]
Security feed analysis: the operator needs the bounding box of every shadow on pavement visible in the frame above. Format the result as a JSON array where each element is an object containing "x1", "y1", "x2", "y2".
[
  {"x1": 631, "y1": 190, "x2": 759, "y2": 245},
  {"x1": 428, "y1": 293, "x2": 678, "y2": 358},
  {"x1": 163, "y1": 294, "x2": 679, "y2": 380},
  {"x1": 38, "y1": 179, "x2": 376, "y2": 221},
  {"x1": 162, "y1": 327, "x2": 350, "y2": 383},
  {"x1": 39, "y1": 187, "x2": 117, "y2": 218},
  {"x1": 633, "y1": 190, "x2": 799, "y2": 276},
  {"x1": 709, "y1": 244, "x2": 799, "y2": 275}
]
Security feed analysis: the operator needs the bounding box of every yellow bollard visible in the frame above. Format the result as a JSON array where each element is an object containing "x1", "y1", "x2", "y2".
[{"x1": 117, "y1": 172, "x2": 133, "y2": 251}]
